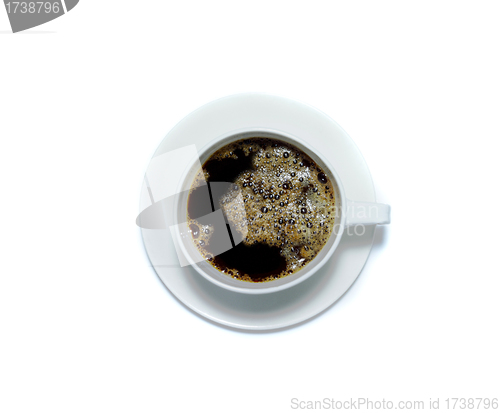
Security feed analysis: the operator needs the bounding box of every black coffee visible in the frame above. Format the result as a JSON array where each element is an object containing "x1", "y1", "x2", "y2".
[{"x1": 187, "y1": 137, "x2": 336, "y2": 282}]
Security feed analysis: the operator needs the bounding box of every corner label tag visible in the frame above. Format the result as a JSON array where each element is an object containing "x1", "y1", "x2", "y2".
[{"x1": 3, "y1": 0, "x2": 79, "y2": 33}]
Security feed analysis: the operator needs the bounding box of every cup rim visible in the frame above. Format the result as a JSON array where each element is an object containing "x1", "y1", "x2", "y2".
[{"x1": 173, "y1": 127, "x2": 347, "y2": 294}]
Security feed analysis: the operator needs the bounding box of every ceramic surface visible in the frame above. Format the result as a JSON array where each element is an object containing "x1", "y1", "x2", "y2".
[{"x1": 140, "y1": 93, "x2": 378, "y2": 330}]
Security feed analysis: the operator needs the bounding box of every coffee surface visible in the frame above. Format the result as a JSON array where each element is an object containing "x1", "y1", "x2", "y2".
[{"x1": 187, "y1": 137, "x2": 336, "y2": 282}]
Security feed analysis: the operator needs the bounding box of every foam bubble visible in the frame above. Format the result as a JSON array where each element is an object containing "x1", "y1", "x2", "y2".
[{"x1": 188, "y1": 137, "x2": 336, "y2": 282}]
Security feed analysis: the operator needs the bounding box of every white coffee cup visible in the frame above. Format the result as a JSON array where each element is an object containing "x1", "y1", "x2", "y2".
[{"x1": 172, "y1": 128, "x2": 390, "y2": 294}]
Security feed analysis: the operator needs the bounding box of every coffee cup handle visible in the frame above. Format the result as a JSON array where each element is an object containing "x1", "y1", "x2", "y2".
[{"x1": 345, "y1": 200, "x2": 391, "y2": 227}]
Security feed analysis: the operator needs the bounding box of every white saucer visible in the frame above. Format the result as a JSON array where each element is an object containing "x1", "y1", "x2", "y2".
[{"x1": 140, "y1": 93, "x2": 377, "y2": 330}]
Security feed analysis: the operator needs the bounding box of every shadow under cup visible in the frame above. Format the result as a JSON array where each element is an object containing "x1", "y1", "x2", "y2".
[{"x1": 173, "y1": 129, "x2": 346, "y2": 294}]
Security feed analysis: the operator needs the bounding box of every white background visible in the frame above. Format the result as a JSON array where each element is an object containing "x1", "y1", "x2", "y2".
[{"x1": 1, "y1": 1, "x2": 499, "y2": 412}]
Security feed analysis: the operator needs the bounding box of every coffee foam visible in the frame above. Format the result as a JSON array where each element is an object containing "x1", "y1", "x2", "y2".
[{"x1": 188, "y1": 137, "x2": 336, "y2": 282}]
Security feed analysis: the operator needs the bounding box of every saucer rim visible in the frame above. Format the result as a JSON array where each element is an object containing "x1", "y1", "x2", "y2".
[{"x1": 141, "y1": 93, "x2": 376, "y2": 330}]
